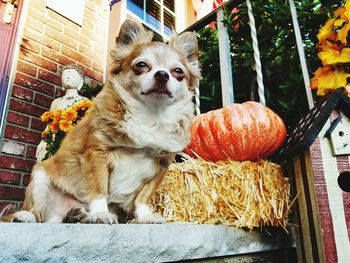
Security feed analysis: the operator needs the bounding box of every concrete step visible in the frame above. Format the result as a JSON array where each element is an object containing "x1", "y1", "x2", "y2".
[{"x1": 0, "y1": 223, "x2": 295, "y2": 262}]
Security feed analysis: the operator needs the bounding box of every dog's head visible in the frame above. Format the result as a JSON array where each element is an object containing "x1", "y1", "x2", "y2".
[{"x1": 110, "y1": 19, "x2": 201, "y2": 106}]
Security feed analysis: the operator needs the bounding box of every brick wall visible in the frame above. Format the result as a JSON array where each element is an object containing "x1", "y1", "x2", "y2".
[{"x1": 0, "y1": 0, "x2": 109, "y2": 210}]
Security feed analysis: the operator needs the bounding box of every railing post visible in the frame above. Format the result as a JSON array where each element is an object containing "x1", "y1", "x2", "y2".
[
  {"x1": 288, "y1": 0, "x2": 314, "y2": 109},
  {"x1": 217, "y1": 8, "x2": 234, "y2": 106}
]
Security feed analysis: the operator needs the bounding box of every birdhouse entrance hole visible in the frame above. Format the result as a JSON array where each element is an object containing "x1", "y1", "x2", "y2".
[{"x1": 338, "y1": 171, "x2": 350, "y2": 192}]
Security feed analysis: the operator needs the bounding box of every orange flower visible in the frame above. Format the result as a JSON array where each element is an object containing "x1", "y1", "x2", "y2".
[
  {"x1": 59, "y1": 119, "x2": 73, "y2": 132},
  {"x1": 53, "y1": 110, "x2": 63, "y2": 123},
  {"x1": 49, "y1": 121, "x2": 59, "y2": 133},
  {"x1": 62, "y1": 109, "x2": 78, "y2": 121},
  {"x1": 310, "y1": 66, "x2": 350, "y2": 96},
  {"x1": 72, "y1": 99, "x2": 93, "y2": 111},
  {"x1": 40, "y1": 111, "x2": 55, "y2": 122}
]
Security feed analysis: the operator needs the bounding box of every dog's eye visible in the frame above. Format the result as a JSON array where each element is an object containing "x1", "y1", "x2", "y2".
[
  {"x1": 174, "y1": 68, "x2": 184, "y2": 74},
  {"x1": 135, "y1": 61, "x2": 147, "y2": 68}
]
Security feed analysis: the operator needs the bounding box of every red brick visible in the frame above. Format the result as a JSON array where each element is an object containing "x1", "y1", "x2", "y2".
[
  {"x1": 5, "y1": 125, "x2": 41, "y2": 145},
  {"x1": 94, "y1": 18, "x2": 107, "y2": 38},
  {"x1": 80, "y1": 64, "x2": 103, "y2": 82},
  {"x1": 23, "y1": 174, "x2": 31, "y2": 186},
  {"x1": 7, "y1": 111, "x2": 30, "y2": 127},
  {"x1": 85, "y1": 1, "x2": 96, "y2": 12},
  {"x1": 0, "y1": 156, "x2": 35, "y2": 173},
  {"x1": 84, "y1": 8, "x2": 95, "y2": 21},
  {"x1": 12, "y1": 85, "x2": 34, "y2": 102},
  {"x1": 62, "y1": 46, "x2": 91, "y2": 67},
  {"x1": 10, "y1": 99, "x2": 46, "y2": 118},
  {"x1": 92, "y1": 61, "x2": 103, "y2": 73},
  {"x1": 23, "y1": 28, "x2": 60, "y2": 52},
  {"x1": 31, "y1": 117, "x2": 46, "y2": 132},
  {"x1": 95, "y1": 22, "x2": 107, "y2": 37},
  {"x1": 43, "y1": 14, "x2": 63, "y2": 32},
  {"x1": 79, "y1": 44, "x2": 93, "y2": 59},
  {"x1": 34, "y1": 93, "x2": 53, "y2": 108},
  {"x1": 19, "y1": 48, "x2": 58, "y2": 72},
  {"x1": 27, "y1": 7, "x2": 45, "y2": 24},
  {"x1": 26, "y1": 145, "x2": 37, "y2": 160},
  {"x1": 0, "y1": 171, "x2": 21, "y2": 185},
  {"x1": 83, "y1": 17, "x2": 94, "y2": 31},
  {"x1": 0, "y1": 186, "x2": 25, "y2": 201},
  {"x1": 0, "y1": 202, "x2": 17, "y2": 212},
  {"x1": 15, "y1": 72, "x2": 55, "y2": 97},
  {"x1": 38, "y1": 69, "x2": 61, "y2": 86},
  {"x1": 94, "y1": 42, "x2": 105, "y2": 53},
  {"x1": 30, "y1": 0, "x2": 46, "y2": 13},
  {"x1": 55, "y1": 87, "x2": 65, "y2": 98},
  {"x1": 90, "y1": 79, "x2": 99, "y2": 88},
  {"x1": 42, "y1": 47, "x2": 74, "y2": 66},
  {"x1": 26, "y1": 16, "x2": 43, "y2": 33},
  {"x1": 17, "y1": 60, "x2": 38, "y2": 77},
  {"x1": 20, "y1": 38, "x2": 41, "y2": 54},
  {"x1": 45, "y1": 26, "x2": 78, "y2": 50},
  {"x1": 64, "y1": 27, "x2": 80, "y2": 41},
  {"x1": 81, "y1": 28, "x2": 94, "y2": 48},
  {"x1": 93, "y1": 51, "x2": 105, "y2": 65}
]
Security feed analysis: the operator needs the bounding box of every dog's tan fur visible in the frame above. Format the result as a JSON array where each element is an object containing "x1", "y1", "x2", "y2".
[{"x1": 6, "y1": 19, "x2": 201, "y2": 224}]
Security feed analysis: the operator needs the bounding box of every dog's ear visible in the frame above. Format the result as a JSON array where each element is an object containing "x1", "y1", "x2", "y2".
[
  {"x1": 110, "y1": 19, "x2": 153, "y2": 74},
  {"x1": 169, "y1": 32, "x2": 199, "y2": 64},
  {"x1": 115, "y1": 19, "x2": 153, "y2": 48},
  {"x1": 169, "y1": 32, "x2": 202, "y2": 86}
]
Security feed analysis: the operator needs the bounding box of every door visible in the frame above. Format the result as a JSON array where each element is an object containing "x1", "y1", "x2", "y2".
[{"x1": 0, "y1": 0, "x2": 23, "y2": 130}]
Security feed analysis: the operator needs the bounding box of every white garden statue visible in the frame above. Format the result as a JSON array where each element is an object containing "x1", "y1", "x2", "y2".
[{"x1": 36, "y1": 64, "x2": 88, "y2": 161}]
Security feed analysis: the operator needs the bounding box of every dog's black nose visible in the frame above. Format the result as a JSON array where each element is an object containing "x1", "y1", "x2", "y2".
[{"x1": 154, "y1": 70, "x2": 169, "y2": 83}]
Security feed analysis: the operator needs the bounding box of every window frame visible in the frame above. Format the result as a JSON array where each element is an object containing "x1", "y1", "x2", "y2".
[{"x1": 126, "y1": 0, "x2": 176, "y2": 39}]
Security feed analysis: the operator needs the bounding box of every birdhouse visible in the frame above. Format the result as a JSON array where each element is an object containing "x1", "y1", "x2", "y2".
[
  {"x1": 325, "y1": 116, "x2": 350, "y2": 156},
  {"x1": 276, "y1": 89, "x2": 350, "y2": 263}
]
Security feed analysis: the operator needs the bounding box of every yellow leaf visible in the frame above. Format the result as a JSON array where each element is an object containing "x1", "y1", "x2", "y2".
[
  {"x1": 318, "y1": 47, "x2": 350, "y2": 65},
  {"x1": 310, "y1": 67, "x2": 350, "y2": 96},
  {"x1": 334, "y1": 19, "x2": 346, "y2": 27},
  {"x1": 344, "y1": 0, "x2": 350, "y2": 20},
  {"x1": 317, "y1": 18, "x2": 336, "y2": 43},
  {"x1": 337, "y1": 22, "x2": 350, "y2": 45},
  {"x1": 335, "y1": 6, "x2": 346, "y2": 19}
]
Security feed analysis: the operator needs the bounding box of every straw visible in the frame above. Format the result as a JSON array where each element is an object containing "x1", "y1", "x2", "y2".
[{"x1": 151, "y1": 156, "x2": 292, "y2": 230}]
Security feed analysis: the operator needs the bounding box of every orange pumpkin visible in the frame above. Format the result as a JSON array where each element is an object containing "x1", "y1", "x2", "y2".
[{"x1": 184, "y1": 101, "x2": 287, "y2": 161}]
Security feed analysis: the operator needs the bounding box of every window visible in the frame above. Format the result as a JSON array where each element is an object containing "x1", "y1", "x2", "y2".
[{"x1": 126, "y1": 0, "x2": 176, "y2": 38}]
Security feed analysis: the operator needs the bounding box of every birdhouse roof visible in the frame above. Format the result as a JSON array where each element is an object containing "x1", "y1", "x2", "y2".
[{"x1": 275, "y1": 89, "x2": 350, "y2": 161}]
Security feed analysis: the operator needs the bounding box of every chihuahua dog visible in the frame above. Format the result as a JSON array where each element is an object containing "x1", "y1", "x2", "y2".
[{"x1": 9, "y1": 19, "x2": 201, "y2": 224}]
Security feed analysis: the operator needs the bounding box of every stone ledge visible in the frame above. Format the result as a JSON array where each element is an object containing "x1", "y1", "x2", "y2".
[{"x1": 0, "y1": 223, "x2": 295, "y2": 262}]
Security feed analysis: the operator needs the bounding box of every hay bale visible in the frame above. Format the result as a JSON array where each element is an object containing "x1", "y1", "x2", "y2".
[{"x1": 151, "y1": 157, "x2": 292, "y2": 230}]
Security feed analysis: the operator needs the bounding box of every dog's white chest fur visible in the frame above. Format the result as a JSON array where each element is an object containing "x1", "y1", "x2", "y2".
[
  {"x1": 108, "y1": 149, "x2": 158, "y2": 209},
  {"x1": 120, "y1": 98, "x2": 192, "y2": 153}
]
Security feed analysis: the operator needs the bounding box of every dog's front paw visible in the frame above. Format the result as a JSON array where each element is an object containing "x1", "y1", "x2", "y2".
[
  {"x1": 86, "y1": 211, "x2": 118, "y2": 224},
  {"x1": 63, "y1": 207, "x2": 88, "y2": 223},
  {"x1": 138, "y1": 213, "x2": 165, "y2": 224},
  {"x1": 13, "y1": 211, "x2": 37, "y2": 223}
]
